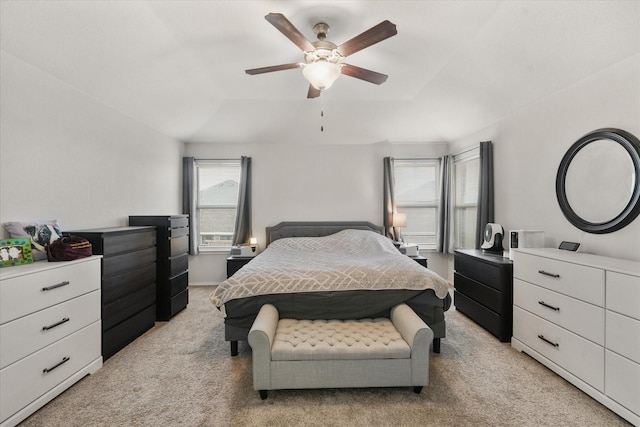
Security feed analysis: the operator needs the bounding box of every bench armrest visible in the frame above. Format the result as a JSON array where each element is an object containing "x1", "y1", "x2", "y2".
[
  {"x1": 391, "y1": 303, "x2": 434, "y2": 385},
  {"x1": 248, "y1": 304, "x2": 279, "y2": 390}
]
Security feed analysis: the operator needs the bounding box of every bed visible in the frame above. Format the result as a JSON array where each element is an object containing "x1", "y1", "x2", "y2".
[{"x1": 210, "y1": 221, "x2": 452, "y2": 356}]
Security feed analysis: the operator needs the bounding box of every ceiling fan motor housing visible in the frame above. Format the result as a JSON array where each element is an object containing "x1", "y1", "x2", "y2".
[{"x1": 305, "y1": 40, "x2": 341, "y2": 64}]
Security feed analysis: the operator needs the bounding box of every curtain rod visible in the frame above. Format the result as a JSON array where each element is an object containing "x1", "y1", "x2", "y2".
[
  {"x1": 193, "y1": 158, "x2": 240, "y2": 161},
  {"x1": 454, "y1": 144, "x2": 480, "y2": 157},
  {"x1": 394, "y1": 157, "x2": 441, "y2": 161}
]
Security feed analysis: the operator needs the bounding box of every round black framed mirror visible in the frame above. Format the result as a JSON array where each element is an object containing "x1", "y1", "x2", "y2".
[{"x1": 556, "y1": 128, "x2": 640, "y2": 234}]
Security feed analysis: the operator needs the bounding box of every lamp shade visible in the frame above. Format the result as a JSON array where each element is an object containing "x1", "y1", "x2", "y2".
[
  {"x1": 302, "y1": 60, "x2": 341, "y2": 90},
  {"x1": 392, "y1": 213, "x2": 407, "y2": 228}
]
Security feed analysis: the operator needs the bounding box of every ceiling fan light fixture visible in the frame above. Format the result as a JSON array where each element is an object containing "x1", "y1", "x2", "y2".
[{"x1": 302, "y1": 60, "x2": 341, "y2": 91}]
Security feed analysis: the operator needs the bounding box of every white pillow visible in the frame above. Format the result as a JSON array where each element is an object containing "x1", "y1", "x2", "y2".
[{"x1": 3, "y1": 220, "x2": 63, "y2": 260}]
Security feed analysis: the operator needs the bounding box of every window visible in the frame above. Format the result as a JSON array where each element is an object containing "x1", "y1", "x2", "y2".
[
  {"x1": 196, "y1": 159, "x2": 241, "y2": 249},
  {"x1": 452, "y1": 150, "x2": 479, "y2": 249},
  {"x1": 393, "y1": 159, "x2": 440, "y2": 250}
]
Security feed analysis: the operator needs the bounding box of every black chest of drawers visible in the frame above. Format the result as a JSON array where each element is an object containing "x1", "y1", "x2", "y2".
[
  {"x1": 129, "y1": 215, "x2": 189, "y2": 321},
  {"x1": 454, "y1": 249, "x2": 513, "y2": 342},
  {"x1": 69, "y1": 226, "x2": 157, "y2": 360}
]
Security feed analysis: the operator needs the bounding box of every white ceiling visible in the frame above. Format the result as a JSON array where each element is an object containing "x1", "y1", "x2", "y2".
[{"x1": 1, "y1": 1, "x2": 638, "y2": 145}]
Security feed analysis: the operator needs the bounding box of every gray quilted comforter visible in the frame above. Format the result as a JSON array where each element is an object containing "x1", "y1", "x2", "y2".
[{"x1": 210, "y1": 229, "x2": 450, "y2": 311}]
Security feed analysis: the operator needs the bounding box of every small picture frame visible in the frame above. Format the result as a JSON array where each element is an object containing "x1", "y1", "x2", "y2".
[{"x1": 0, "y1": 238, "x2": 35, "y2": 268}]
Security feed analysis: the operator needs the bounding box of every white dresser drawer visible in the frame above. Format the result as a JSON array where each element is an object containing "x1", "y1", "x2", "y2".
[
  {"x1": 513, "y1": 306, "x2": 604, "y2": 391},
  {"x1": 606, "y1": 310, "x2": 640, "y2": 364},
  {"x1": 0, "y1": 290, "x2": 100, "y2": 369},
  {"x1": 606, "y1": 271, "x2": 640, "y2": 321},
  {"x1": 514, "y1": 279, "x2": 604, "y2": 345},
  {"x1": 605, "y1": 350, "x2": 640, "y2": 416},
  {"x1": 0, "y1": 321, "x2": 101, "y2": 424},
  {"x1": 0, "y1": 258, "x2": 100, "y2": 324},
  {"x1": 514, "y1": 251, "x2": 604, "y2": 306}
]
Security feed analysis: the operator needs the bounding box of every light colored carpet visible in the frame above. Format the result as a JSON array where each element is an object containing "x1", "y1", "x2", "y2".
[{"x1": 20, "y1": 286, "x2": 631, "y2": 427}]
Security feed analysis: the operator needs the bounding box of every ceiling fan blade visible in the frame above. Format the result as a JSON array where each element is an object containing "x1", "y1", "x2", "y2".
[
  {"x1": 265, "y1": 13, "x2": 315, "y2": 52},
  {"x1": 337, "y1": 20, "x2": 397, "y2": 57},
  {"x1": 245, "y1": 63, "x2": 301, "y2": 75},
  {"x1": 341, "y1": 64, "x2": 388, "y2": 85},
  {"x1": 307, "y1": 84, "x2": 321, "y2": 99}
]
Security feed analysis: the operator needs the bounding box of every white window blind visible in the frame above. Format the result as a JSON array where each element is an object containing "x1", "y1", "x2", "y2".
[
  {"x1": 452, "y1": 149, "x2": 479, "y2": 249},
  {"x1": 196, "y1": 159, "x2": 241, "y2": 249},
  {"x1": 394, "y1": 159, "x2": 441, "y2": 250}
]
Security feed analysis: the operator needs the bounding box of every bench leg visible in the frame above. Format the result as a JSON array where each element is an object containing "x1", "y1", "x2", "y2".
[
  {"x1": 432, "y1": 338, "x2": 441, "y2": 353},
  {"x1": 230, "y1": 341, "x2": 238, "y2": 356},
  {"x1": 259, "y1": 390, "x2": 268, "y2": 400},
  {"x1": 413, "y1": 386, "x2": 423, "y2": 394}
]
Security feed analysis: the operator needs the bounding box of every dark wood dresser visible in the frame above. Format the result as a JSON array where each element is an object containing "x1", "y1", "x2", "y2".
[
  {"x1": 129, "y1": 215, "x2": 189, "y2": 320},
  {"x1": 454, "y1": 249, "x2": 513, "y2": 342},
  {"x1": 69, "y1": 226, "x2": 157, "y2": 360}
]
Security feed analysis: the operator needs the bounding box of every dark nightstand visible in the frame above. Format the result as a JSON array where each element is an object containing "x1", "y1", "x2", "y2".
[
  {"x1": 409, "y1": 255, "x2": 427, "y2": 268},
  {"x1": 226, "y1": 256, "x2": 254, "y2": 278}
]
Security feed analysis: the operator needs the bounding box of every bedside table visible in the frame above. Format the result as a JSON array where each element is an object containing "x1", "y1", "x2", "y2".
[
  {"x1": 409, "y1": 255, "x2": 427, "y2": 268},
  {"x1": 226, "y1": 256, "x2": 254, "y2": 278}
]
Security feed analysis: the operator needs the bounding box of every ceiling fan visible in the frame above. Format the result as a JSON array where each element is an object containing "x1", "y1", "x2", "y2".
[{"x1": 245, "y1": 13, "x2": 397, "y2": 98}]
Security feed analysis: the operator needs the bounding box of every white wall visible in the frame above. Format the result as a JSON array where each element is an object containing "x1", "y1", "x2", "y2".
[
  {"x1": 450, "y1": 54, "x2": 640, "y2": 264},
  {"x1": 185, "y1": 141, "x2": 451, "y2": 283},
  {"x1": 0, "y1": 52, "x2": 183, "y2": 233}
]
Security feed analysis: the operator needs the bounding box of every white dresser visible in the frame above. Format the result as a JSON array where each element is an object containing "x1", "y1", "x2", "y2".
[
  {"x1": 512, "y1": 248, "x2": 640, "y2": 426},
  {"x1": 0, "y1": 257, "x2": 103, "y2": 427}
]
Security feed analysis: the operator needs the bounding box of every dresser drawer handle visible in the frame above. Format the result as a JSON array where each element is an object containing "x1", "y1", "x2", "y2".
[
  {"x1": 538, "y1": 270, "x2": 560, "y2": 278},
  {"x1": 538, "y1": 334, "x2": 559, "y2": 348},
  {"x1": 42, "y1": 281, "x2": 70, "y2": 291},
  {"x1": 43, "y1": 356, "x2": 70, "y2": 374},
  {"x1": 42, "y1": 317, "x2": 70, "y2": 331},
  {"x1": 538, "y1": 301, "x2": 560, "y2": 311}
]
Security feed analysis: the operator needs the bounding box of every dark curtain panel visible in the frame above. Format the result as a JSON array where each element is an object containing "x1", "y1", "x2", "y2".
[
  {"x1": 383, "y1": 157, "x2": 398, "y2": 241},
  {"x1": 232, "y1": 156, "x2": 252, "y2": 246},
  {"x1": 438, "y1": 155, "x2": 453, "y2": 253},
  {"x1": 475, "y1": 141, "x2": 495, "y2": 249},
  {"x1": 182, "y1": 157, "x2": 199, "y2": 255}
]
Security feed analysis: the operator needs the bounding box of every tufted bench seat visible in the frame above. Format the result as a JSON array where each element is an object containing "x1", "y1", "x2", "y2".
[{"x1": 248, "y1": 303, "x2": 434, "y2": 399}]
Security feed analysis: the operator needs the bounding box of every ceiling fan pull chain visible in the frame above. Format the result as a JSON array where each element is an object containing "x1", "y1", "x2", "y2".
[{"x1": 320, "y1": 92, "x2": 324, "y2": 132}]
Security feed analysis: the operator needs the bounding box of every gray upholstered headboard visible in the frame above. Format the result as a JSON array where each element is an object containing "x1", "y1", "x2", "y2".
[{"x1": 265, "y1": 221, "x2": 385, "y2": 246}]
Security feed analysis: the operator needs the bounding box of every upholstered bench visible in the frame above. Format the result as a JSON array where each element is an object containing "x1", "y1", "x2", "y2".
[{"x1": 248, "y1": 303, "x2": 434, "y2": 399}]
